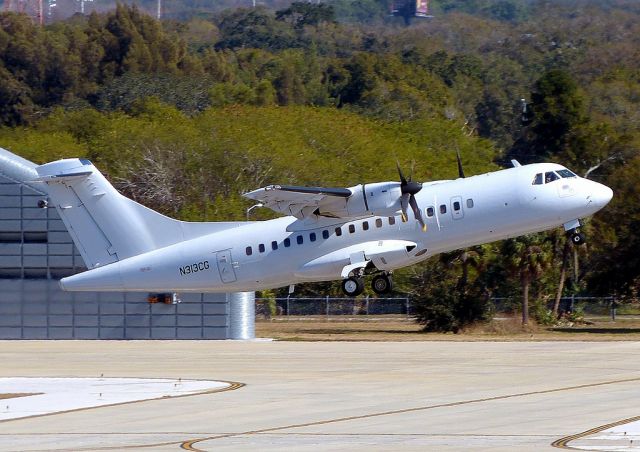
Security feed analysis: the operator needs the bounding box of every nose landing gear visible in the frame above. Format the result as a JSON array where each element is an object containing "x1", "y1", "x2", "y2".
[
  {"x1": 564, "y1": 220, "x2": 586, "y2": 246},
  {"x1": 568, "y1": 229, "x2": 586, "y2": 245}
]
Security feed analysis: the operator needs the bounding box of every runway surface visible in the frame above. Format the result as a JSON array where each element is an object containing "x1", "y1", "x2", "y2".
[{"x1": 1, "y1": 340, "x2": 640, "y2": 451}]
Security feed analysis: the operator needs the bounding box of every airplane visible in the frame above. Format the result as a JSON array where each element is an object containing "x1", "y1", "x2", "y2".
[{"x1": 33, "y1": 156, "x2": 613, "y2": 297}]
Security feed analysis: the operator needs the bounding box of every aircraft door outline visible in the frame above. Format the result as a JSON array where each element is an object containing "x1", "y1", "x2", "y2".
[{"x1": 216, "y1": 249, "x2": 237, "y2": 283}]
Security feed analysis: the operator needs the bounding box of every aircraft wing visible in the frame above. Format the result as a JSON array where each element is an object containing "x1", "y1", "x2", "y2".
[{"x1": 243, "y1": 185, "x2": 353, "y2": 219}]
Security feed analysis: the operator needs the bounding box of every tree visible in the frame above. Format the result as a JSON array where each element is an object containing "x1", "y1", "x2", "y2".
[
  {"x1": 510, "y1": 69, "x2": 586, "y2": 164},
  {"x1": 275, "y1": 2, "x2": 335, "y2": 29},
  {"x1": 410, "y1": 246, "x2": 494, "y2": 333},
  {"x1": 215, "y1": 8, "x2": 297, "y2": 51},
  {"x1": 502, "y1": 235, "x2": 552, "y2": 325},
  {"x1": 0, "y1": 65, "x2": 35, "y2": 125}
]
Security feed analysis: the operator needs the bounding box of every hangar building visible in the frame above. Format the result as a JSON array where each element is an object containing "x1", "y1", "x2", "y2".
[{"x1": 0, "y1": 148, "x2": 254, "y2": 340}]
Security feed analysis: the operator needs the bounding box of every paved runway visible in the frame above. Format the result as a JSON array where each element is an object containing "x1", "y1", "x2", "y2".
[{"x1": 1, "y1": 341, "x2": 640, "y2": 451}]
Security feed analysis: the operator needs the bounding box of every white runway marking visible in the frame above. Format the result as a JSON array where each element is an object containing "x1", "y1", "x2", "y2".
[
  {"x1": 571, "y1": 420, "x2": 640, "y2": 451},
  {"x1": 0, "y1": 377, "x2": 230, "y2": 421}
]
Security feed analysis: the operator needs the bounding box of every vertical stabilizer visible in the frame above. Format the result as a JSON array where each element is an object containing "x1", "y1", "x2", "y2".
[
  {"x1": 36, "y1": 159, "x2": 158, "y2": 268},
  {"x1": 35, "y1": 159, "x2": 245, "y2": 269}
]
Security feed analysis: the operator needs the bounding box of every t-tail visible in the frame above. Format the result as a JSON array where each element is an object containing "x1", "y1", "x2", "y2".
[{"x1": 35, "y1": 159, "x2": 243, "y2": 286}]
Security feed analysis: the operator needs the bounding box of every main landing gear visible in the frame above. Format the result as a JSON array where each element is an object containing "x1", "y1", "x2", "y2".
[
  {"x1": 371, "y1": 273, "x2": 394, "y2": 295},
  {"x1": 341, "y1": 272, "x2": 394, "y2": 297},
  {"x1": 342, "y1": 276, "x2": 365, "y2": 297}
]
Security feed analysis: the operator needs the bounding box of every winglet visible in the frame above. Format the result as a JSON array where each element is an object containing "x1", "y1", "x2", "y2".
[{"x1": 511, "y1": 159, "x2": 522, "y2": 168}]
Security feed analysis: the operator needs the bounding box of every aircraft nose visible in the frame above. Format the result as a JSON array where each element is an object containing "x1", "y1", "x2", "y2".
[{"x1": 588, "y1": 181, "x2": 613, "y2": 207}]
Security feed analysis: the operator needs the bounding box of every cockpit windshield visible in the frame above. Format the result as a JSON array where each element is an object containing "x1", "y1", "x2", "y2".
[
  {"x1": 545, "y1": 171, "x2": 559, "y2": 183},
  {"x1": 532, "y1": 168, "x2": 577, "y2": 185},
  {"x1": 557, "y1": 169, "x2": 577, "y2": 178}
]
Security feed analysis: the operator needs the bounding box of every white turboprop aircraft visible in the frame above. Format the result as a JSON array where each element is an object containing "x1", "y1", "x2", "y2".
[{"x1": 34, "y1": 157, "x2": 612, "y2": 296}]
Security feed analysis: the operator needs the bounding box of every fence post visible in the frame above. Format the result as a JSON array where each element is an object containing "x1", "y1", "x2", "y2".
[
  {"x1": 406, "y1": 297, "x2": 409, "y2": 318},
  {"x1": 326, "y1": 295, "x2": 329, "y2": 320},
  {"x1": 611, "y1": 297, "x2": 617, "y2": 322},
  {"x1": 286, "y1": 296, "x2": 290, "y2": 320},
  {"x1": 366, "y1": 296, "x2": 369, "y2": 315},
  {"x1": 570, "y1": 294, "x2": 575, "y2": 312}
]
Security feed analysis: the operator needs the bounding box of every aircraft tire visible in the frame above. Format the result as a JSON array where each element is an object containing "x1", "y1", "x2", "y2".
[
  {"x1": 571, "y1": 232, "x2": 586, "y2": 245},
  {"x1": 372, "y1": 274, "x2": 393, "y2": 295},
  {"x1": 342, "y1": 277, "x2": 364, "y2": 297}
]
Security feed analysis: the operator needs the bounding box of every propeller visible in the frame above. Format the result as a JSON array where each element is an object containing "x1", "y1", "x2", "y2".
[{"x1": 396, "y1": 161, "x2": 427, "y2": 232}]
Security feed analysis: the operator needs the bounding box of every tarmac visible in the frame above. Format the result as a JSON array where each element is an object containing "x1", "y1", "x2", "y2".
[{"x1": 1, "y1": 340, "x2": 640, "y2": 451}]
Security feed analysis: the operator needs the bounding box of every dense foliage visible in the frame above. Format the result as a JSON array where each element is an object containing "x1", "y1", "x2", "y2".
[{"x1": 2, "y1": 0, "x2": 640, "y2": 330}]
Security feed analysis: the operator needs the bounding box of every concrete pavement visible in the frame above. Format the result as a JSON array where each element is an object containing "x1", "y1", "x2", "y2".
[{"x1": 0, "y1": 340, "x2": 639, "y2": 451}]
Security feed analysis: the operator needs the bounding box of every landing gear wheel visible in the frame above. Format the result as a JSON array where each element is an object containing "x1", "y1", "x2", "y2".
[
  {"x1": 372, "y1": 274, "x2": 393, "y2": 295},
  {"x1": 342, "y1": 277, "x2": 364, "y2": 297},
  {"x1": 570, "y1": 232, "x2": 586, "y2": 246}
]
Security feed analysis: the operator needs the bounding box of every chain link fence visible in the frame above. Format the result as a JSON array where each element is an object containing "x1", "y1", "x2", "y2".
[
  {"x1": 256, "y1": 297, "x2": 411, "y2": 319},
  {"x1": 491, "y1": 296, "x2": 626, "y2": 319},
  {"x1": 256, "y1": 296, "x2": 632, "y2": 321}
]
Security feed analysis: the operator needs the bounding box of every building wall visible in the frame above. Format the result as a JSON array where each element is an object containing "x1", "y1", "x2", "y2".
[
  {"x1": 0, "y1": 150, "x2": 253, "y2": 340},
  {"x1": 0, "y1": 280, "x2": 229, "y2": 339}
]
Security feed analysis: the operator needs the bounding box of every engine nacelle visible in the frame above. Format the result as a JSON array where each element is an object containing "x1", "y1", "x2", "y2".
[{"x1": 317, "y1": 182, "x2": 402, "y2": 218}]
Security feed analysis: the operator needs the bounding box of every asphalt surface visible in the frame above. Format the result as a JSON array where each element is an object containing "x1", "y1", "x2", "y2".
[{"x1": 1, "y1": 340, "x2": 640, "y2": 451}]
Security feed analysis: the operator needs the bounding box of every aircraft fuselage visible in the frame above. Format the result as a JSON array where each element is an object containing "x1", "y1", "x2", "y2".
[{"x1": 59, "y1": 162, "x2": 613, "y2": 293}]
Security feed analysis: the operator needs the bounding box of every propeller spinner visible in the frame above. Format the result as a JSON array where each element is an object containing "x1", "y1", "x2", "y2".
[{"x1": 396, "y1": 162, "x2": 427, "y2": 232}]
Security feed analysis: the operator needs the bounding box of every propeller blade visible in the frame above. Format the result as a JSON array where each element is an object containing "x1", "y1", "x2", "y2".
[
  {"x1": 409, "y1": 194, "x2": 427, "y2": 232},
  {"x1": 400, "y1": 193, "x2": 410, "y2": 222},
  {"x1": 456, "y1": 149, "x2": 465, "y2": 178},
  {"x1": 396, "y1": 161, "x2": 407, "y2": 185}
]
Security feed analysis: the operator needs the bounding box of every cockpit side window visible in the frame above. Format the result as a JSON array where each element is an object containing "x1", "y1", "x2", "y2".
[
  {"x1": 532, "y1": 173, "x2": 543, "y2": 185},
  {"x1": 545, "y1": 171, "x2": 560, "y2": 183},
  {"x1": 557, "y1": 169, "x2": 577, "y2": 178}
]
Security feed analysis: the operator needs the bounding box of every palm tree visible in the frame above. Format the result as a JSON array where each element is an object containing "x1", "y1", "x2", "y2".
[
  {"x1": 502, "y1": 235, "x2": 552, "y2": 325},
  {"x1": 440, "y1": 246, "x2": 485, "y2": 291},
  {"x1": 553, "y1": 237, "x2": 571, "y2": 317}
]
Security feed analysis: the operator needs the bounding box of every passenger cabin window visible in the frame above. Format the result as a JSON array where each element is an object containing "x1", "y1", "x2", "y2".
[
  {"x1": 284, "y1": 238, "x2": 291, "y2": 247},
  {"x1": 246, "y1": 246, "x2": 252, "y2": 256},
  {"x1": 362, "y1": 221, "x2": 369, "y2": 231},
  {"x1": 376, "y1": 218, "x2": 383, "y2": 228},
  {"x1": 558, "y1": 169, "x2": 577, "y2": 178},
  {"x1": 545, "y1": 171, "x2": 560, "y2": 183},
  {"x1": 426, "y1": 207, "x2": 434, "y2": 217},
  {"x1": 388, "y1": 216, "x2": 396, "y2": 225},
  {"x1": 348, "y1": 224, "x2": 355, "y2": 234},
  {"x1": 258, "y1": 244, "x2": 265, "y2": 253},
  {"x1": 322, "y1": 230, "x2": 329, "y2": 239},
  {"x1": 335, "y1": 227, "x2": 342, "y2": 237},
  {"x1": 310, "y1": 232, "x2": 316, "y2": 242},
  {"x1": 440, "y1": 204, "x2": 447, "y2": 214},
  {"x1": 297, "y1": 235, "x2": 303, "y2": 245},
  {"x1": 271, "y1": 241, "x2": 278, "y2": 250},
  {"x1": 466, "y1": 199, "x2": 474, "y2": 208},
  {"x1": 453, "y1": 201, "x2": 461, "y2": 211},
  {"x1": 533, "y1": 173, "x2": 543, "y2": 185}
]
